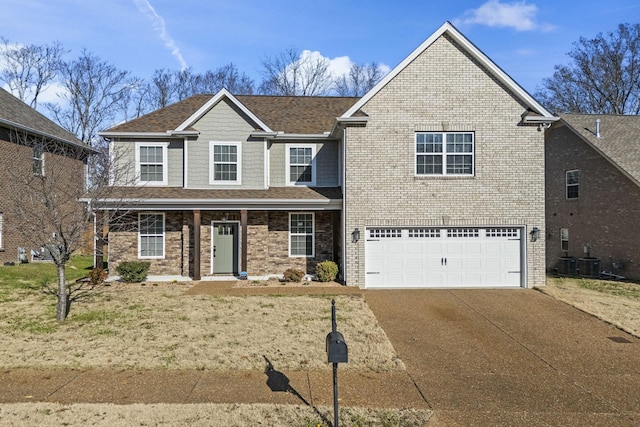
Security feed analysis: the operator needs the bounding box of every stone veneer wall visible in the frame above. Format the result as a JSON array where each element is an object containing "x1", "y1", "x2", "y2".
[{"x1": 109, "y1": 210, "x2": 337, "y2": 279}]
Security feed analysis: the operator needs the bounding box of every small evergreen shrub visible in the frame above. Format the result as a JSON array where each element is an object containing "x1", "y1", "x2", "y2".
[
  {"x1": 315, "y1": 260, "x2": 338, "y2": 282},
  {"x1": 116, "y1": 261, "x2": 151, "y2": 283},
  {"x1": 283, "y1": 268, "x2": 304, "y2": 282}
]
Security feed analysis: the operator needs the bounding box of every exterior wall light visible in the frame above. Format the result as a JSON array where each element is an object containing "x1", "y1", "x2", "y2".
[
  {"x1": 352, "y1": 228, "x2": 360, "y2": 243},
  {"x1": 530, "y1": 227, "x2": 540, "y2": 242}
]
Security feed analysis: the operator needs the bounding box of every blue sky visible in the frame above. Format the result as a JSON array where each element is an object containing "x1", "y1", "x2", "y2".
[{"x1": 2, "y1": 0, "x2": 639, "y2": 100}]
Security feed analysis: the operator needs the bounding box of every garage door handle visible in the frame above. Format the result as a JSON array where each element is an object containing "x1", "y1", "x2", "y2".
[{"x1": 441, "y1": 257, "x2": 447, "y2": 266}]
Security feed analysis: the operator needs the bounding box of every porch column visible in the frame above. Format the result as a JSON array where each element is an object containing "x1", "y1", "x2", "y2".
[
  {"x1": 241, "y1": 209, "x2": 248, "y2": 273},
  {"x1": 193, "y1": 210, "x2": 201, "y2": 280}
]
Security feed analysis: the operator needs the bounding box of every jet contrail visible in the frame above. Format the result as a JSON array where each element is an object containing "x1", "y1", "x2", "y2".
[{"x1": 133, "y1": 0, "x2": 188, "y2": 70}]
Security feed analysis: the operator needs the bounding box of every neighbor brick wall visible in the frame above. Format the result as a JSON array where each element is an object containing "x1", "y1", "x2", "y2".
[
  {"x1": 343, "y1": 34, "x2": 546, "y2": 288},
  {"x1": 545, "y1": 124, "x2": 640, "y2": 280},
  {"x1": 0, "y1": 134, "x2": 86, "y2": 265}
]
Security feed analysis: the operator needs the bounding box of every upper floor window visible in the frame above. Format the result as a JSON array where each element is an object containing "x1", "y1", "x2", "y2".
[
  {"x1": 33, "y1": 146, "x2": 44, "y2": 176},
  {"x1": 136, "y1": 142, "x2": 168, "y2": 185},
  {"x1": 289, "y1": 212, "x2": 314, "y2": 257},
  {"x1": 287, "y1": 144, "x2": 316, "y2": 186},
  {"x1": 210, "y1": 142, "x2": 241, "y2": 185},
  {"x1": 139, "y1": 213, "x2": 165, "y2": 258},
  {"x1": 416, "y1": 132, "x2": 474, "y2": 176},
  {"x1": 566, "y1": 170, "x2": 579, "y2": 199}
]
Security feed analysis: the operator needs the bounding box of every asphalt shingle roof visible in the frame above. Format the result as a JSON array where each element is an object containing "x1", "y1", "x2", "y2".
[
  {"x1": 104, "y1": 94, "x2": 360, "y2": 135},
  {"x1": 560, "y1": 114, "x2": 640, "y2": 185},
  {"x1": 0, "y1": 88, "x2": 85, "y2": 146},
  {"x1": 103, "y1": 186, "x2": 342, "y2": 201}
]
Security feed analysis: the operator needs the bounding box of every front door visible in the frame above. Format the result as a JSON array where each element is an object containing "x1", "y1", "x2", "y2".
[{"x1": 211, "y1": 222, "x2": 239, "y2": 275}]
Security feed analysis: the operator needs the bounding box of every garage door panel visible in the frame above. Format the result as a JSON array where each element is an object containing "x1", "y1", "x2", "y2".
[{"x1": 365, "y1": 227, "x2": 523, "y2": 288}]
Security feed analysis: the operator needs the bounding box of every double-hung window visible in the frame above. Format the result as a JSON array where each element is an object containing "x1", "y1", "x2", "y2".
[
  {"x1": 136, "y1": 142, "x2": 168, "y2": 185},
  {"x1": 566, "y1": 170, "x2": 579, "y2": 199},
  {"x1": 210, "y1": 142, "x2": 241, "y2": 185},
  {"x1": 287, "y1": 145, "x2": 316, "y2": 185},
  {"x1": 33, "y1": 146, "x2": 44, "y2": 176},
  {"x1": 416, "y1": 132, "x2": 474, "y2": 176},
  {"x1": 139, "y1": 213, "x2": 165, "y2": 258},
  {"x1": 289, "y1": 213, "x2": 314, "y2": 257},
  {"x1": 560, "y1": 228, "x2": 569, "y2": 251}
]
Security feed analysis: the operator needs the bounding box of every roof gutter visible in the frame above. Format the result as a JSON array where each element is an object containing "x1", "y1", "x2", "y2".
[
  {"x1": 0, "y1": 117, "x2": 98, "y2": 154},
  {"x1": 87, "y1": 197, "x2": 343, "y2": 211},
  {"x1": 252, "y1": 131, "x2": 333, "y2": 141},
  {"x1": 99, "y1": 130, "x2": 200, "y2": 138}
]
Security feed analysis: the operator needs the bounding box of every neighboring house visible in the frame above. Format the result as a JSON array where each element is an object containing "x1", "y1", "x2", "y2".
[
  {"x1": 0, "y1": 88, "x2": 92, "y2": 265},
  {"x1": 99, "y1": 22, "x2": 556, "y2": 288},
  {"x1": 545, "y1": 114, "x2": 640, "y2": 280}
]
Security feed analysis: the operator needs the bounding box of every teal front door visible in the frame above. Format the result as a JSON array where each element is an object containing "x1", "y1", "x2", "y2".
[{"x1": 212, "y1": 222, "x2": 239, "y2": 275}]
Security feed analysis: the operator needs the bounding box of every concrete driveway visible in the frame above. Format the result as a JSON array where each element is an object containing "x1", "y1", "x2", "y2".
[{"x1": 364, "y1": 288, "x2": 640, "y2": 426}]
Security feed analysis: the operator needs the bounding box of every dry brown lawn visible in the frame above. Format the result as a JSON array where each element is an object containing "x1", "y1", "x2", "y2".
[
  {"x1": 0, "y1": 282, "x2": 403, "y2": 372},
  {"x1": 538, "y1": 276, "x2": 640, "y2": 337}
]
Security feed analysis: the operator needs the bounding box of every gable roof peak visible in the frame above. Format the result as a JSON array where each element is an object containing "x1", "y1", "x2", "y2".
[{"x1": 341, "y1": 21, "x2": 555, "y2": 121}]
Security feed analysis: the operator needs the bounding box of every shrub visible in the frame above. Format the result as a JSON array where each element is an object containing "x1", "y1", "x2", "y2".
[
  {"x1": 115, "y1": 261, "x2": 151, "y2": 283},
  {"x1": 315, "y1": 260, "x2": 338, "y2": 282},
  {"x1": 283, "y1": 268, "x2": 304, "y2": 282},
  {"x1": 88, "y1": 267, "x2": 107, "y2": 287}
]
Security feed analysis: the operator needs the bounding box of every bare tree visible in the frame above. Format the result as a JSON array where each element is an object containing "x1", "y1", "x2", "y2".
[
  {"x1": 258, "y1": 47, "x2": 333, "y2": 96},
  {"x1": 196, "y1": 63, "x2": 254, "y2": 95},
  {"x1": 536, "y1": 23, "x2": 640, "y2": 115},
  {"x1": 46, "y1": 50, "x2": 140, "y2": 144},
  {"x1": 334, "y1": 62, "x2": 386, "y2": 97},
  {"x1": 6, "y1": 129, "x2": 135, "y2": 320},
  {"x1": 0, "y1": 38, "x2": 66, "y2": 108}
]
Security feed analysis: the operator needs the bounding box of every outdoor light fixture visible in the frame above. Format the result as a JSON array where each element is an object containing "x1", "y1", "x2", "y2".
[
  {"x1": 221, "y1": 212, "x2": 228, "y2": 222},
  {"x1": 530, "y1": 227, "x2": 540, "y2": 242},
  {"x1": 351, "y1": 228, "x2": 360, "y2": 243}
]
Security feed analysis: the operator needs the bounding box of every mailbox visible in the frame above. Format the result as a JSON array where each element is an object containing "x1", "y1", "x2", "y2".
[{"x1": 326, "y1": 331, "x2": 348, "y2": 363}]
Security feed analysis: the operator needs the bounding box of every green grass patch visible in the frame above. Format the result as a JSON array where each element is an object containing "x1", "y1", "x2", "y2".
[
  {"x1": 0, "y1": 255, "x2": 94, "y2": 291},
  {"x1": 16, "y1": 319, "x2": 57, "y2": 334},
  {"x1": 577, "y1": 279, "x2": 640, "y2": 299}
]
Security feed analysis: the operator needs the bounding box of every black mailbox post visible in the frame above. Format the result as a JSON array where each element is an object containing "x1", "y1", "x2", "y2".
[
  {"x1": 326, "y1": 331, "x2": 348, "y2": 363},
  {"x1": 326, "y1": 299, "x2": 348, "y2": 427}
]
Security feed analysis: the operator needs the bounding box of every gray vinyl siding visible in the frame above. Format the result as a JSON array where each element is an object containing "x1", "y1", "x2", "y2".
[
  {"x1": 188, "y1": 98, "x2": 265, "y2": 189},
  {"x1": 269, "y1": 140, "x2": 339, "y2": 187},
  {"x1": 110, "y1": 139, "x2": 183, "y2": 186}
]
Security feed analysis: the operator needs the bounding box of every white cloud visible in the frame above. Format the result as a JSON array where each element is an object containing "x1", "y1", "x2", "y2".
[
  {"x1": 132, "y1": 0, "x2": 188, "y2": 70},
  {"x1": 300, "y1": 50, "x2": 390, "y2": 81},
  {"x1": 454, "y1": 0, "x2": 555, "y2": 32}
]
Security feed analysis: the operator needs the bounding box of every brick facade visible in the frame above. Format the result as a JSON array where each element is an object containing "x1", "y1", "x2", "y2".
[
  {"x1": 0, "y1": 134, "x2": 86, "y2": 265},
  {"x1": 342, "y1": 34, "x2": 546, "y2": 288},
  {"x1": 545, "y1": 124, "x2": 640, "y2": 280}
]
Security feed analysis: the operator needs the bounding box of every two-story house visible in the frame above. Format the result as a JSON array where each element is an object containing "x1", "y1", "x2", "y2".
[
  {"x1": 545, "y1": 114, "x2": 640, "y2": 280},
  {"x1": 0, "y1": 88, "x2": 94, "y2": 265},
  {"x1": 99, "y1": 22, "x2": 556, "y2": 288}
]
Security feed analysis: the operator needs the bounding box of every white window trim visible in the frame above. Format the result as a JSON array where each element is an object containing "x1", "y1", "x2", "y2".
[
  {"x1": 415, "y1": 132, "x2": 475, "y2": 177},
  {"x1": 286, "y1": 144, "x2": 316, "y2": 186},
  {"x1": 209, "y1": 141, "x2": 242, "y2": 185},
  {"x1": 33, "y1": 146, "x2": 44, "y2": 176},
  {"x1": 138, "y1": 212, "x2": 165, "y2": 259},
  {"x1": 566, "y1": 169, "x2": 579, "y2": 199},
  {"x1": 135, "y1": 142, "x2": 168, "y2": 186},
  {"x1": 289, "y1": 212, "x2": 315, "y2": 258}
]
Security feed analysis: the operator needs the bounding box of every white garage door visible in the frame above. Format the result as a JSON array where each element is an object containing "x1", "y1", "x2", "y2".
[{"x1": 365, "y1": 227, "x2": 522, "y2": 288}]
